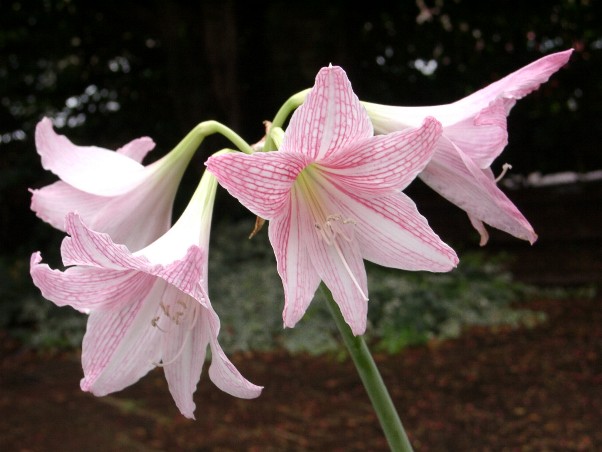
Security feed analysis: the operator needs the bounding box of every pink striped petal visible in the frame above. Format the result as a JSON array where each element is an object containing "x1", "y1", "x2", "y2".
[
  {"x1": 456, "y1": 49, "x2": 574, "y2": 115},
  {"x1": 444, "y1": 97, "x2": 509, "y2": 168},
  {"x1": 206, "y1": 151, "x2": 308, "y2": 219},
  {"x1": 204, "y1": 303, "x2": 263, "y2": 399},
  {"x1": 306, "y1": 217, "x2": 369, "y2": 336},
  {"x1": 80, "y1": 282, "x2": 165, "y2": 396},
  {"x1": 269, "y1": 192, "x2": 322, "y2": 329},
  {"x1": 158, "y1": 284, "x2": 208, "y2": 419},
  {"x1": 420, "y1": 138, "x2": 537, "y2": 244},
  {"x1": 321, "y1": 178, "x2": 458, "y2": 272},
  {"x1": 282, "y1": 65, "x2": 373, "y2": 161},
  {"x1": 321, "y1": 117, "x2": 442, "y2": 195},
  {"x1": 30, "y1": 252, "x2": 154, "y2": 312}
]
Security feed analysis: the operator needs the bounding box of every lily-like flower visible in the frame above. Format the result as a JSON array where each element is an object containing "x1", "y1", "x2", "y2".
[
  {"x1": 362, "y1": 49, "x2": 573, "y2": 245},
  {"x1": 30, "y1": 164, "x2": 262, "y2": 419},
  {"x1": 206, "y1": 66, "x2": 458, "y2": 336},
  {"x1": 31, "y1": 117, "x2": 201, "y2": 251}
]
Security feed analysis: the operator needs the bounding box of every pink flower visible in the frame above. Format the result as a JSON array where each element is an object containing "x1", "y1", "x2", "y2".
[
  {"x1": 206, "y1": 66, "x2": 458, "y2": 336},
  {"x1": 30, "y1": 168, "x2": 262, "y2": 419},
  {"x1": 31, "y1": 117, "x2": 199, "y2": 251},
  {"x1": 363, "y1": 49, "x2": 573, "y2": 245}
]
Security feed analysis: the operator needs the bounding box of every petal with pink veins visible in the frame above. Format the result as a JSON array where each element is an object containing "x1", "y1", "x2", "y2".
[{"x1": 362, "y1": 49, "x2": 572, "y2": 243}]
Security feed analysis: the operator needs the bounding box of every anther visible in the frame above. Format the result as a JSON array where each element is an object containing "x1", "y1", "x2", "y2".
[
  {"x1": 315, "y1": 214, "x2": 356, "y2": 245},
  {"x1": 152, "y1": 301, "x2": 200, "y2": 367}
]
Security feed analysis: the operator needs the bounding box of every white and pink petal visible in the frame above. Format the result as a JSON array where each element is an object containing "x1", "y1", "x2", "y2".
[
  {"x1": 80, "y1": 281, "x2": 166, "y2": 396},
  {"x1": 35, "y1": 118, "x2": 148, "y2": 196},
  {"x1": 269, "y1": 192, "x2": 322, "y2": 329},
  {"x1": 282, "y1": 65, "x2": 373, "y2": 161},
  {"x1": 206, "y1": 151, "x2": 308, "y2": 220},
  {"x1": 321, "y1": 117, "x2": 442, "y2": 195},
  {"x1": 420, "y1": 138, "x2": 537, "y2": 244},
  {"x1": 30, "y1": 181, "x2": 108, "y2": 232},
  {"x1": 329, "y1": 188, "x2": 458, "y2": 272},
  {"x1": 30, "y1": 253, "x2": 155, "y2": 312}
]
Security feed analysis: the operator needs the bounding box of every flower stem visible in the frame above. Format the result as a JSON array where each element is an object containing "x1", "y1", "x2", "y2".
[
  {"x1": 196, "y1": 120, "x2": 255, "y2": 155},
  {"x1": 320, "y1": 284, "x2": 414, "y2": 452}
]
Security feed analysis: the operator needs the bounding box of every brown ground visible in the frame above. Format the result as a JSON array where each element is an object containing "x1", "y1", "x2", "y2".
[
  {"x1": 1, "y1": 296, "x2": 600, "y2": 451},
  {"x1": 1, "y1": 180, "x2": 601, "y2": 451}
]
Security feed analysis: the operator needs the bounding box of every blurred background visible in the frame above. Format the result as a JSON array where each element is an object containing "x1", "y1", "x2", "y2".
[{"x1": 0, "y1": 1, "x2": 601, "y2": 449}]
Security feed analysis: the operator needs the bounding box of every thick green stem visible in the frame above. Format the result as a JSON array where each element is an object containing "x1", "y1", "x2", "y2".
[
  {"x1": 195, "y1": 120, "x2": 254, "y2": 155},
  {"x1": 321, "y1": 284, "x2": 414, "y2": 452},
  {"x1": 263, "y1": 88, "x2": 311, "y2": 152}
]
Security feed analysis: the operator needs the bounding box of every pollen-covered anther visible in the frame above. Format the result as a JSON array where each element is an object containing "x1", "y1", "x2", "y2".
[
  {"x1": 152, "y1": 299, "x2": 193, "y2": 332},
  {"x1": 315, "y1": 214, "x2": 356, "y2": 245}
]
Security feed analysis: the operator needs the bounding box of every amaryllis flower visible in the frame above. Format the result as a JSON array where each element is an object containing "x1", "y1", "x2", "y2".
[
  {"x1": 206, "y1": 66, "x2": 458, "y2": 336},
  {"x1": 30, "y1": 167, "x2": 262, "y2": 419},
  {"x1": 363, "y1": 49, "x2": 573, "y2": 245},
  {"x1": 31, "y1": 117, "x2": 199, "y2": 251}
]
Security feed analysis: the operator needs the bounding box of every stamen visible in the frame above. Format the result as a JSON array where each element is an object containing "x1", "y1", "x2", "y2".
[
  {"x1": 153, "y1": 302, "x2": 199, "y2": 368},
  {"x1": 315, "y1": 213, "x2": 367, "y2": 301},
  {"x1": 331, "y1": 239, "x2": 369, "y2": 301},
  {"x1": 315, "y1": 214, "x2": 356, "y2": 245},
  {"x1": 151, "y1": 316, "x2": 167, "y2": 332},
  {"x1": 495, "y1": 163, "x2": 513, "y2": 183}
]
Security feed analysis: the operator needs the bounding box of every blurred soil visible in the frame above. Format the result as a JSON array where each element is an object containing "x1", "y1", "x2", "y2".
[{"x1": 1, "y1": 180, "x2": 601, "y2": 451}]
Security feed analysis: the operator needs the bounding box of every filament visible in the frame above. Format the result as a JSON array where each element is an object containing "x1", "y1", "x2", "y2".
[
  {"x1": 152, "y1": 299, "x2": 200, "y2": 368},
  {"x1": 495, "y1": 163, "x2": 513, "y2": 183},
  {"x1": 315, "y1": 213, "x2": 367, "y2": 301}
]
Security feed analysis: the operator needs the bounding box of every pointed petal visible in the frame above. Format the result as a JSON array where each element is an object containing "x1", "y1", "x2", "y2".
[
  {"x1": 30, "y1": 252, "x2": 155, "y2": 312},
  {"x1": 457, "y1": 49, "x2": 573, "y2": 113},
  {"x1": 448, "y1": 49, "x2": 573, "y2": 167},
  {"x1": 60, "y1": 213, "x2": 148, "y2": 270},
  {"x1": 206, "y1": 150, "x2": 307, "y2": 219},
  {"x1": 367, "y1": 50, "x2": 572, "y2": 131},
  {"x1": 151, "y1": 246, "x2": 208, "y2": 305},
  {"x1": 115, "y1": 137, "x2": 156, "y2": 163},
  {"x1": 160, "y1": 288, "x2": 207, "y2": 419},
  {"x1": 61, "y1": 213, "x2": 209, "y2": 305},
  {"x1": 325, "y1": 184, "x2": 458, "y2": 272},
  {"x1": 364, "y1": 49, "x2": 573, "y2": 167},
  {"x1": 35, "y1": 117, "x2": 146, "y2": 196},
  {"x1": 307, "y1": 219, "x2": 369, "y2": 336},
  {"x1": 80, "y1": 282, "x2": 165, "y2": 396},
  {"x1": 268, "y1": 194, "x2": 322, "y2": 329},
  {"x1": 321, "y1": 117, "x2": 442, "y2": 195},
  {"x1": 205, "y1": 302, "x2": 262, "y2": 399},
  {"x1": 282, "y1": 65, "x2": 373, "y2": 161},
  {"x1": 420, "y1": 138, "x2": 537, "y2": 243},
  {"x1": 30, "y1": 181, "x2": 108, "y2": 232}
]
